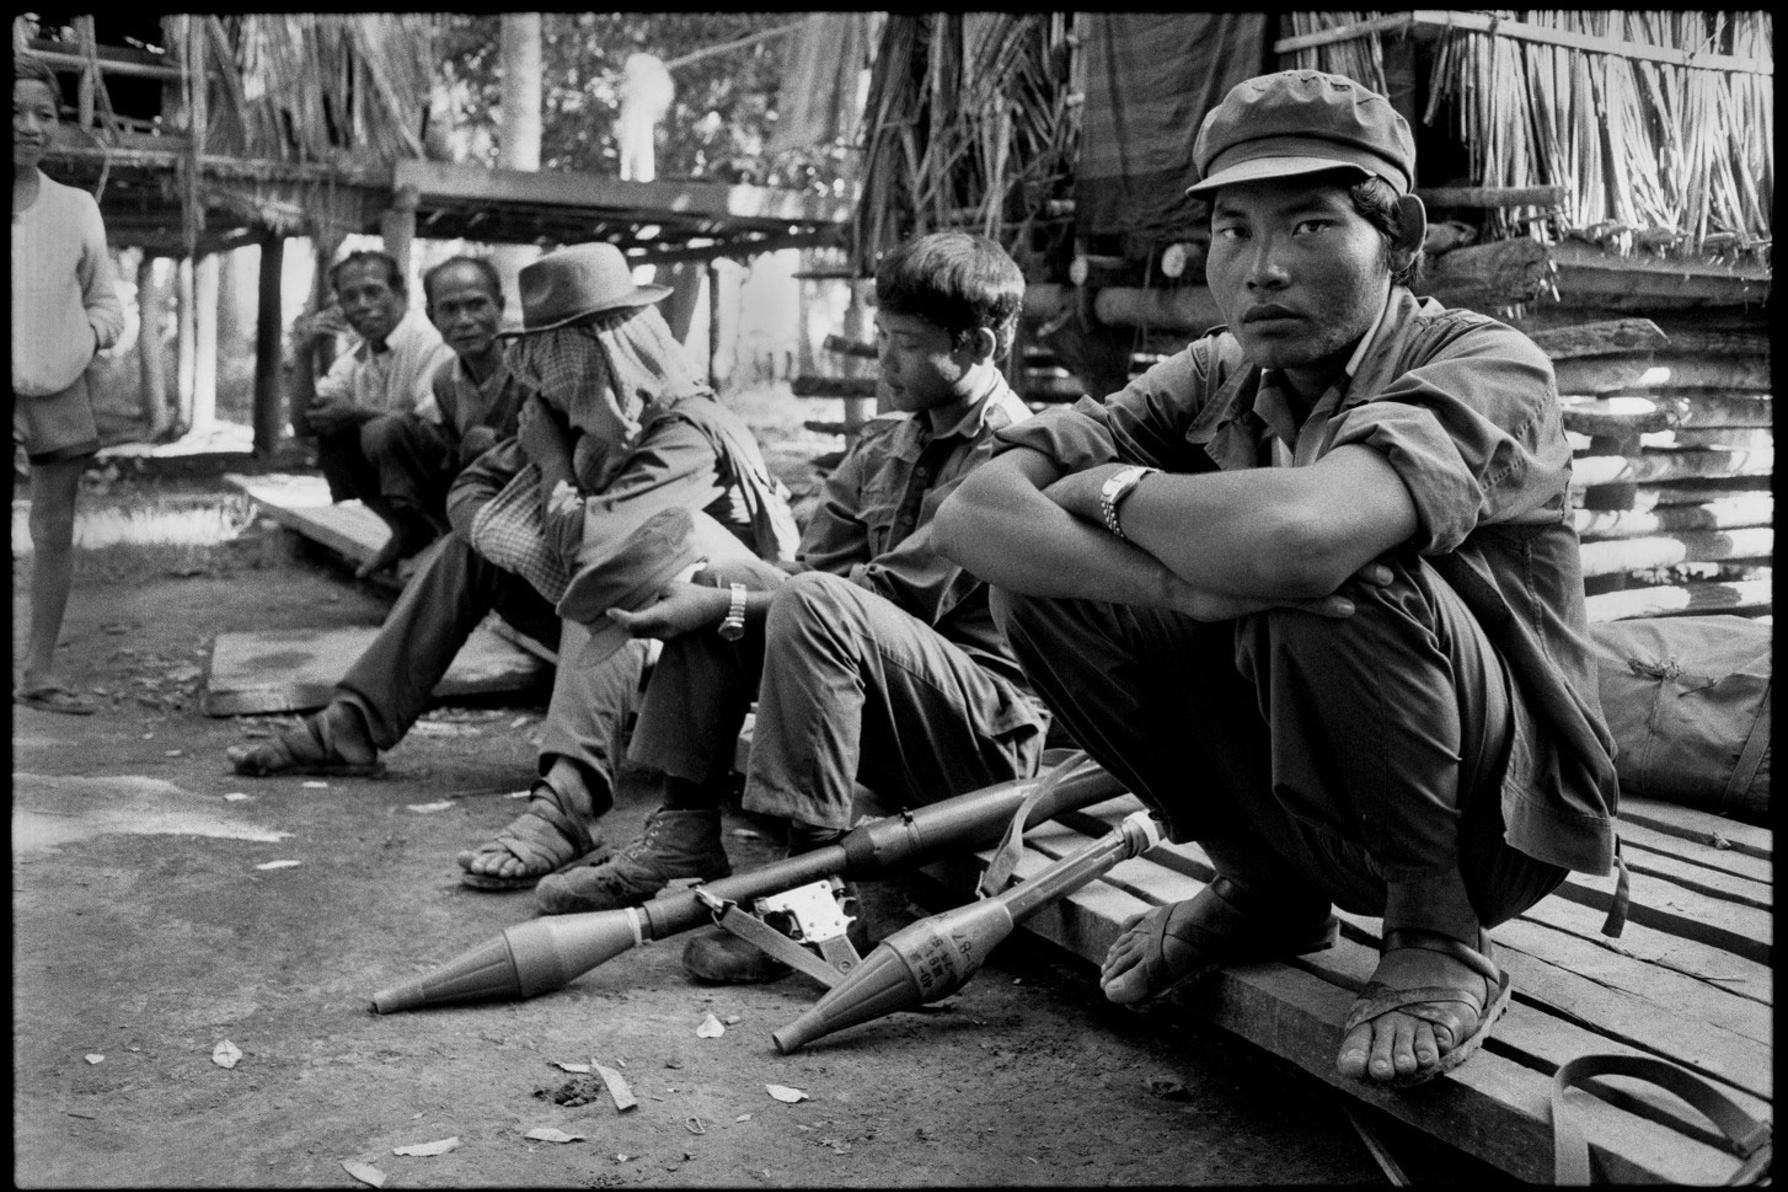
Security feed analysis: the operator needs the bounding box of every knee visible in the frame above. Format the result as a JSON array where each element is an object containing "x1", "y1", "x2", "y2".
[
  {"x1": 764, "y1": 570, "x2": 852, "y2": 641},
  {"x1": 1244, "y1": 556, "x2": 1432, "y2": 659},
  {"x1": 358, "y1": 413, "x2": 405, "y2": 457},
  {"x1": 28, "y1": 500, "x2": 76, "y2": 549}
]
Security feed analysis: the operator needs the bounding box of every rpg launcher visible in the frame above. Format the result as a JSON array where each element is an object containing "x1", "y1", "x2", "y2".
[
  {"x1": 370, "y1": 751, "x2": 1124, "y2": 1014},
  {"x1": 770, "y1": 808, "x2": 1162, "y2": 1053}
]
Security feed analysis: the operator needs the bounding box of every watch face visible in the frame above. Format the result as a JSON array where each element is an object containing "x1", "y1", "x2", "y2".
[{"x1": 718, "y1": 620, "x2": 745, "y2": 642}]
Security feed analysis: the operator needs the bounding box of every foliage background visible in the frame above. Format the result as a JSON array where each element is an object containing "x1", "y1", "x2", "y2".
[{"x1": 437, "y1": 12, "x2": 849, "y2": 195}]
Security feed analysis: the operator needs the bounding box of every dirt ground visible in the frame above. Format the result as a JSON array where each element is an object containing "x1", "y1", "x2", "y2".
[{"x1": 12, "y1": 466, "x2": 1509, "y2": 1188}]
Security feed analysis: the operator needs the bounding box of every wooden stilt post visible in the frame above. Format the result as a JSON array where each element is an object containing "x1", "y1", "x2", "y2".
[
  {"x1": 252, "y1": 232, "x2": 285, "y2": 458},
  {"x1": 380, "y1": 183, "x2": 420, "y2": 297},
  {"x1": 137, "y1": 254, "x2": 169, "y2": 438},
  {"x1": 193, "y1": 253, "x2": 219, "y2": 430},
  {"x1": 175, "y1": 255, "x2": 196, "y2": 436}
]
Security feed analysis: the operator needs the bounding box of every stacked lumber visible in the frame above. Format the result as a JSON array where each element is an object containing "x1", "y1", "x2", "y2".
[
  {"x1": 1521, "y1": 317, "x2": 1773, "y2": 622},
  {"x1": 921, "y1": 791, "x2": 1772, "y2": 1185}
]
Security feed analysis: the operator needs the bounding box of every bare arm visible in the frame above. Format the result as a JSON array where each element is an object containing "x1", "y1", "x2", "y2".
[
  {"x1": 935, "y1": 444, "x2": 1405, "y2": 619},
  {"x1": 1044, "y1": 443, "x2": 1418, "y2": 598}
]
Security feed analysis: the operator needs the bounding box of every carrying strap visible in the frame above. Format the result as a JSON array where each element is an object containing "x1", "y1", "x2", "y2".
[
  {"x1": 1722, "y1": 679, "x2": 1771, "y2": 816},
  {"x1": 1599, "y1": 836, "x2": 1631, "y2": 939},
  {"x1": 976, "y1": 753, "x2": 1082, "y2": 899},
  {"x1": 1552, "y1": 1053, "x2": 1771, "y2": 1184}
]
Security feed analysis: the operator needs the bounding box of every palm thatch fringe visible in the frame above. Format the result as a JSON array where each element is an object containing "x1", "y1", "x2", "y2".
[
  {"x1": 1286, "y1": 11, "x2": 1771, "y2": 258},
  {"x1": 1425, "y1": 10, "x2": 1772, "y2": 256},
  {"x1": 852, "y1": 13, "x2": 1078, "y2": 272}
]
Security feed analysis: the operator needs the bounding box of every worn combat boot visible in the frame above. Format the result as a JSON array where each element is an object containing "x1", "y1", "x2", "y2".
[{"x1": 534, "y1": 807, "x2": 732, "y2": 915}]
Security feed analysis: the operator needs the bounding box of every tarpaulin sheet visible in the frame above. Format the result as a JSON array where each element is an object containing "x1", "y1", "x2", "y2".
[{"x1": 1075, "y1": 13, "x2": 1272, "y2": 241}]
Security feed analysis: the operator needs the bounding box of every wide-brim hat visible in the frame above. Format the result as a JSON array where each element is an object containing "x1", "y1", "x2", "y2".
[
  {"x1": 556, "y1": 505, "x2": 757, "y2": 667},
  {"x1": 1186, "y1": 69, "x2": 1415, "y2": 198},
  {"x1": 501, "y1": 242, "x2": 672, "y2": 336}
]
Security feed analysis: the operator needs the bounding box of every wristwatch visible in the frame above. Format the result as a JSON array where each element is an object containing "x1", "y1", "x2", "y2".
[
  {"x1": 1098, "y1": 465, "x2": 1158, "y2": 542},
  {"x1": 717, "y1": 582, "x2": 748, "y2": 642}
]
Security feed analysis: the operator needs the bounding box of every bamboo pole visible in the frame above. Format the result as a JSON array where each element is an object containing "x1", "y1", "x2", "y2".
[{"x1": 253, "y1": 233, "x2": 284, "y2": 458}]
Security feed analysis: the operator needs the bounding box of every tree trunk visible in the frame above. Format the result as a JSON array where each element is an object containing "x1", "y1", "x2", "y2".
[{"x1": 494, "y1": 13, "x2": 544, "y2": 316}]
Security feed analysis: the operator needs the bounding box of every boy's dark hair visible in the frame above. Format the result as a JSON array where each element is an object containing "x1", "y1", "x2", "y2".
[
  {"x1": 329, "y1": 250, "x2": 404, "y2": 296},
  {"x1": 874, "y1": 231, "x2": 1025, "y2": 359},
  {"x1": 422, "y1": 255, "x2": 503, "y2": 308},
  {"x1": 14, "y1": 54, "x2": 63, "y2": 102}
]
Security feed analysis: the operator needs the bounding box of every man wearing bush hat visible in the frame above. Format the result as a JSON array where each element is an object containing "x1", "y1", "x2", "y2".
[
  {"x1": 232, "y1": 243, "x2": 798, "y2": 905},
  {"x1": 937, "y1": 70, "x2": 1618, "y2": 1089}
]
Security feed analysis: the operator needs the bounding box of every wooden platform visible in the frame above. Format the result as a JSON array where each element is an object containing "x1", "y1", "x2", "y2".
[{"x1": 923, "y1": 793, "x2": 1771, "y2": 1184}]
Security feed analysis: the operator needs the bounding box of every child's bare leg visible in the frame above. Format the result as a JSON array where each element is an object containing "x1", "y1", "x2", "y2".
[{"x1": 22, "y1": 457, "x2": 84, "y2": 690}]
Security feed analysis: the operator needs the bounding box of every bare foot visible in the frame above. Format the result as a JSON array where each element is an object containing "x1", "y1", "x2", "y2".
[{"x1": 1098, "y1": 882, "x2": 1337, "y2": 1005}]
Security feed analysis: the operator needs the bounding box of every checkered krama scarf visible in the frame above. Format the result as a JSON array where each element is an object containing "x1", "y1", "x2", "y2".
[{"x1": 506, "y1": 304, "x2": 707, "y2": 493}]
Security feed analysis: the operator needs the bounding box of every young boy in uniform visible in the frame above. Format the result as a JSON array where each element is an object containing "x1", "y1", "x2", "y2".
[{"x1": 537, "y1": 231, "x2": 1052, "y2": 986}]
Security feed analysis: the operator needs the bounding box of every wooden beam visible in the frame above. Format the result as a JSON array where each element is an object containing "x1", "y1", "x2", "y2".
[
  {"x1": 1573, "y1": 448, "x2": 1773, "y2": 487},
  {"x1": 1585, "y1": 579, "x2": 1772, "y2": 622},
  {"x1": 1416, "y1": 185, "x2": 1566, "y2": 210},
  {"x1": 175, "y1": 256, "x2": 196, "y2": 434},
  {"x1": 1573, "y1": 495, "x2": 1773, "y2": 541},
  {"x1": 1274, "y1": 11, "x2": 1773, "y2": 76},
  {"x1": 393, "y1": 159, "x2": 852, "y2": 229},
  {"x1": 1549, "y1": 241, "x2": 1771, "y2": 310},
  {"x1": 253, "y1": 233, "x2": 285, "y2": 458},
  {"x1": 1526, "y1": 318, "x2": 1667, "y2": 360},
  {"x1": 822, "y1": 334, "x2": 877, "y2": 360},
  {"x1": 1577, "y1": 528, "x2": 1773, "y2": 578},
  {"x1": 1415, "y1": 238, "x2": 1552, "y2": 307},
  {"x1": 25, "y1": 46, "x2": 185, "y2": 80}
]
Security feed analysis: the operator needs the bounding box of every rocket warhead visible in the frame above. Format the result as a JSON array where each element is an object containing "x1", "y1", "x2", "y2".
[{"x1": 370, "y1": 908, "x2": 647, "y2": 1014}]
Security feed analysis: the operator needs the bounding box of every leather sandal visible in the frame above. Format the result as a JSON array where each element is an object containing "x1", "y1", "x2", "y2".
[
  {"x1": 227, "y1": 713, "x2": 385, "y2": 778},
  {"x1": 1102, "y1": 877, "x2": 1338, "y2": 1005},
  {"x1": 457, "y1": 788, "x2": 610, "y2": 891},
  {"x1": 1342, "y1": 927, "x2": 1513, "y2": 1089}
]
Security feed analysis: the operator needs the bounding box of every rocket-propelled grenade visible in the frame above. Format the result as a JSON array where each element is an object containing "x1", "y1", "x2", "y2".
[
  {"x1": 370, "y1": 751, "x2": 1123, "y2": 1014},
  {"x1": 770, "y1": 809, "x2": 1162, "y2": 1054}
]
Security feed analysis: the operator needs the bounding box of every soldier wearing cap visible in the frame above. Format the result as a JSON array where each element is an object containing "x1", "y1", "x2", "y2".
[{"x1": 936, "y1": 70, "x2": 1617, "y2": 1087}]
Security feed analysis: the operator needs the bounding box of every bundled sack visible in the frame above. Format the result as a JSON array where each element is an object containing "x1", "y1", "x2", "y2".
[{"x1": 1588, "y1": 615, "x2": 1770, "y2": 824}]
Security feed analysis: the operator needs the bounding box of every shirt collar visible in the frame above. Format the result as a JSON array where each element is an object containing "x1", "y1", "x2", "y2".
[{"x1": 895, "y1": 371, "x2": 1012, "y2": 457}]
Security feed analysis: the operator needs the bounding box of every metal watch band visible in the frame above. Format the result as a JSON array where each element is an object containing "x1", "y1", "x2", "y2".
[{"x1": 1100, "y1": 466, "x2": 1157, "y2": 542}]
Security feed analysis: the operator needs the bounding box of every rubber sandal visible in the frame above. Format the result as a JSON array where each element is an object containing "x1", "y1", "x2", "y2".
[
  {"x1": 457, "y1": 789, "x2": 610, "y2": 891},
  {"x1": 227, "y1": 714, "x2": 386, "y2": 778},
  {"x1": 1342, "y1": 927, "x2": 1513, "y2": 1089},
  {"x1": 1103, "y1": 877, "x2": 1339, "y2": 1005},
  {"x1": 14, "y1": 684, "x2": 97, "y2": 716}
]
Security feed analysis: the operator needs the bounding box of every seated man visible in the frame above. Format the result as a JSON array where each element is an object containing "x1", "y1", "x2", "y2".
[
  {"x1": 230, "y1": 243, "x2": 799, "y2": 896},
  {"x1": 933, "y1": 71, "x2": 1619, "y2": 1089},
  {"x1": 422, "y1": 255, "x2": 528, "y2": 480},
  {"x1": 298, "y1": 250, "x2": 457, "y2": 577},
  {"x1": 533, "y1": 231, "x2": 1053, "y2": 987}
]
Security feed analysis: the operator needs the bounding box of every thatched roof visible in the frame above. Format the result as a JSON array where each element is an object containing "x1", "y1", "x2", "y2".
[{"x1": 1286, "y1": 10, "x2": 1773, "y2": 258}]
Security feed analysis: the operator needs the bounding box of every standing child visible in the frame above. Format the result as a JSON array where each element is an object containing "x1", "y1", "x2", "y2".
[{"x1": 12, "y1": 54, "x2": 124, "y2": 714}]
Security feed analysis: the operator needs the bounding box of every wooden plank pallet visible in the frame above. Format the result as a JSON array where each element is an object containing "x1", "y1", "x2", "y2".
[{"x1": 923, "y1": 792, "x2": 1771, "y2": 1185}]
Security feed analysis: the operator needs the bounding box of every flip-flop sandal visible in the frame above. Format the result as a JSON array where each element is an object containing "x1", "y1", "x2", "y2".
[
  {"x1": 1342, "y1": 927, "x2": 1513, "y2": 1089},
  {"x1": 458, "y1": 791, "x2": 611, "y2": 891},
  {"x1": 227, "y1": 714, "x2": 386, "y2": 778},
  {"x1": 14, "y1": 684, "x2": 98, "y2": 716},
  {"x1": 1105, "y1": 877, "x2": 1339, "y2": 1004}
]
